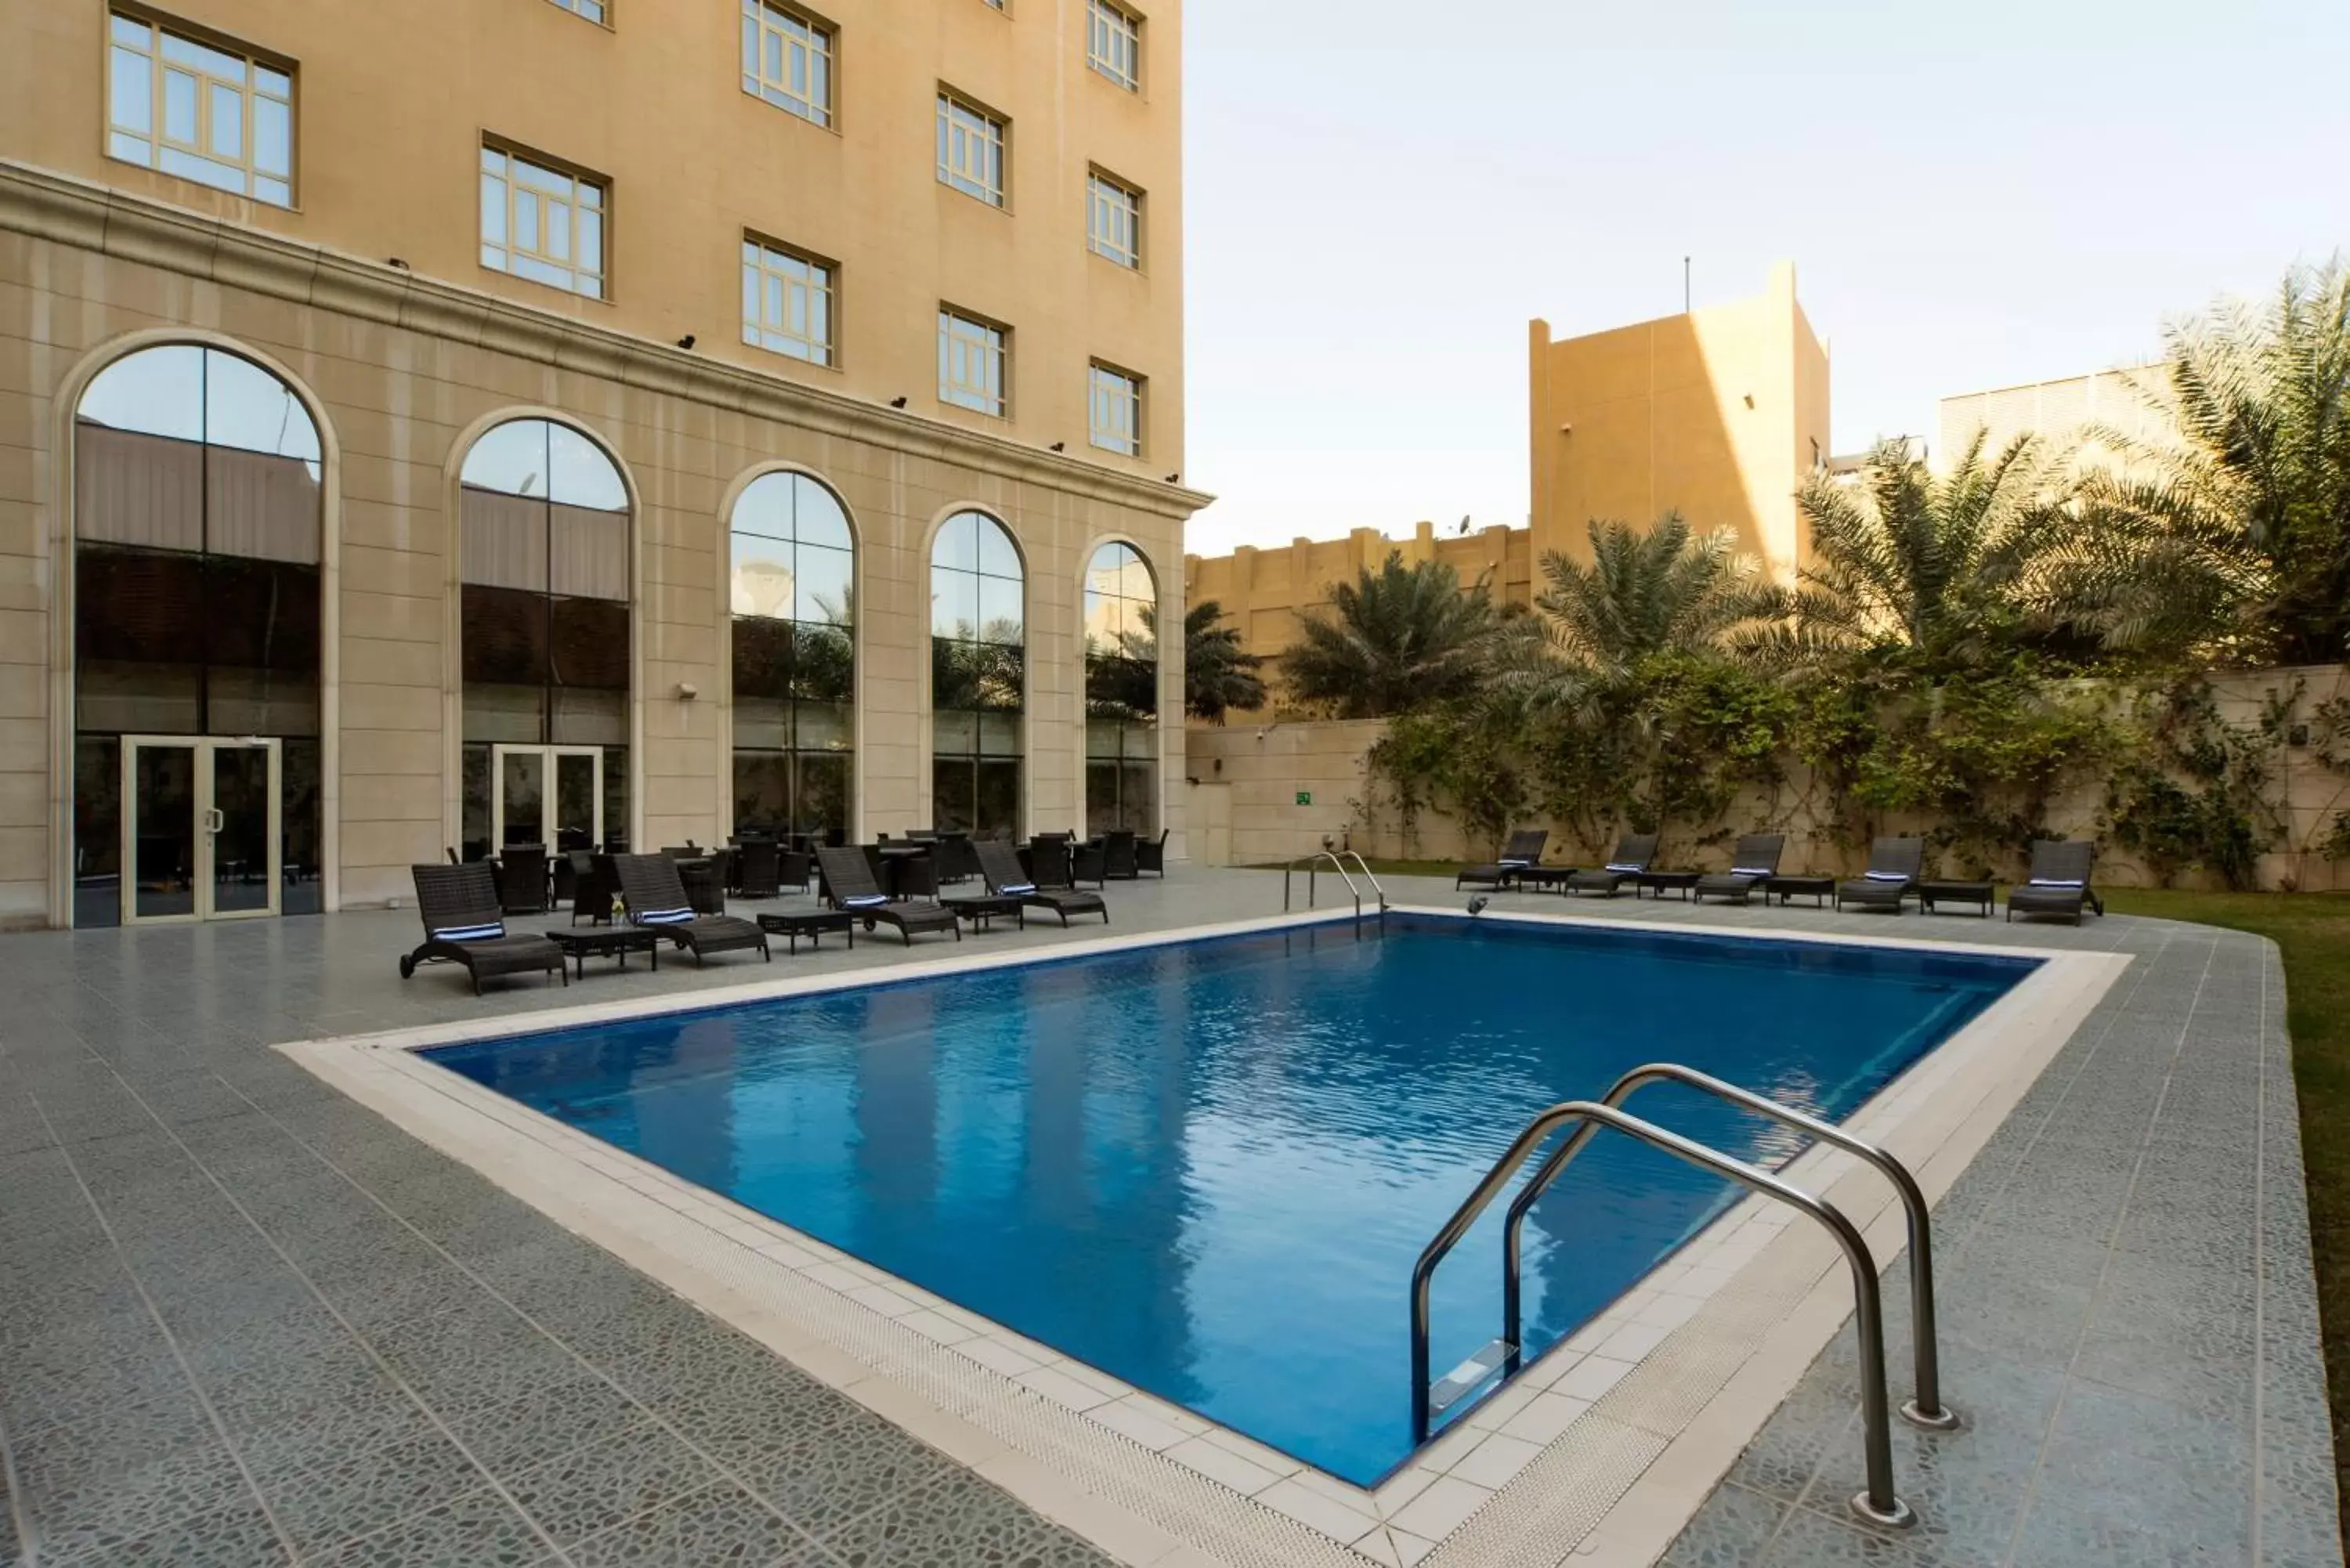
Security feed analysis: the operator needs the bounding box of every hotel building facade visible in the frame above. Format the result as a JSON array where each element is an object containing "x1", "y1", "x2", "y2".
[{"x1": 0, "y1": 0, "x2": 1202, "y2": 929}]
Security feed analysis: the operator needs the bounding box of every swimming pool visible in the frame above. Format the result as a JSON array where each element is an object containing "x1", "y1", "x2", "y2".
[{"x1": 425, "y1": 912, "x2": 2034, "y2": 1487}]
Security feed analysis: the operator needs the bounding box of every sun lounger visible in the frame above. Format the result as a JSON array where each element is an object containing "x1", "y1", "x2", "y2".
[
  {"x1": 1562, "y1": 833, "x2": 1659, "y2": 897},
  {"x1": 978, "y1": 840, "x2": 1108, "y2": 927},
  {"x1": 815, "y1": 847, "x2": 962, "y2": 945},
  {"x1": 1693, "y1": 833, "x2": 1787, "y2": 905},
  {"x1": 613, "y1": 854, "x2": 772, "y2": 965},
  {"x1": 1456, "y1": 829, "x2": 1549, "y2": 891},
  {"x1": 1835, "y1": 836, "x2": 1925, "y2": 913},
  {"x1": 399, "y1": 862, "x2": 566, "y2": 994},
  {"x1": 2004, "y1": 839, "x2": 2105, "y2": 925}
]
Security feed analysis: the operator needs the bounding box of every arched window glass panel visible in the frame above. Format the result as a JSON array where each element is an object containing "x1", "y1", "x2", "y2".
[
  {"x1": 1083, "y1": 540, "x2": 1157, "y2": 836},
  {"x1": 71, "y1": 344, "x2": 325, "y2": 927},
  {"x1": 930, "y1": 511, "x2": 1023, "y2": 834},
  {"x1": 730, "y1": 471, "x2": 855, "y2": 844},
  {"x1": 458, "y1": 418, "x2": 631, "y2": 862}
]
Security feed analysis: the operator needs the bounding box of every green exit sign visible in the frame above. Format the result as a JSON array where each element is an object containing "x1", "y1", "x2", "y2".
[{"x1": 1295, "y1": 790, "x2": 1312, "y2": 806}]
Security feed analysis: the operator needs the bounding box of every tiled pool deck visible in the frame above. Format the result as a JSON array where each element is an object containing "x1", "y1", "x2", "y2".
[{"x1": 0, "y1": 867, "x2": 2337, "y2": 1566}]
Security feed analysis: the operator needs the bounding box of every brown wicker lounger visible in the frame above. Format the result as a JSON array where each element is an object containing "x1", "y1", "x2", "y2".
[
  {"x1": 613, "y1": 854, "x2": 772, "y2": 966},
  {"x1": 399, "y1": 863, "x2": 566, "y2": 995},
  {"x1": 1562, "y1": 833, "x2": 1659, "y2": 897},
  {"x1": 977, "y1": 840, "x2": 1108, "y2": 927},
  {"x1": 815, "y1": 847, "x2": 962, "y2": 945},
  {"x1": 1835, "y1": 836, "x2": 1925, "y2": 913},
  {"x1": 2005, "y1": 839, "x2": 2104, "y2": 925},
  {"x1": 1693, "y1": 833, "x2": 1787, "y2": 905},
  {"x1": 1457, "y1": 828, "x2": 1548, "y2": 891}
]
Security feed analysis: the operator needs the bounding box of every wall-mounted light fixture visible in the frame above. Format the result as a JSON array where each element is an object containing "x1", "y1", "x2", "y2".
[{"x1": 676, "y1": 681, "x2": 700, "y2": 701}]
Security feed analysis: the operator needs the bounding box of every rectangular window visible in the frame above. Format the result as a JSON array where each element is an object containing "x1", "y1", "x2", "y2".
[
  {"x1": 1089, "y1": 363, "x2": 1142, "y2": 456},
  {"x1": 741, "y1": 237, "x2": 835, "y2": 366},
  {"x1": 1086, "y1": 172, "x2": 1141, "y2": 268},
  {"x1": 740, "y1": 1, "x2": 833, "y2": 128},
  {"x1": 1087, "y1": 0, "x2": 1141, "y2": 90},
  {"x1": 936, "y1": 92, "x2": 1006, "y2": 207},
  {"x1": 107, "y1": 12, "x2": 295, "y2": 206},
  {"x1": 481, "y1": 145, "x2": 606, "y2": 300},
  {"x1": 940, "y1": 310, "x2": 1007, "y2": 417},
  {"x1": 547, "y1": 0, "x2": 606, "y2": 21}
]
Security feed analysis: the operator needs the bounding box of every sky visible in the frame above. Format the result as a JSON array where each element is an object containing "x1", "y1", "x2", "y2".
[{"x1": 1177, "y1": 0, "x2": 2350, "y2": 557}]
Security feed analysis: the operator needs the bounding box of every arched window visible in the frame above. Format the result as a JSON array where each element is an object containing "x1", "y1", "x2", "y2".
[
  {"x1": 730, "y1": 471, "x2": 855, "y2": 841},
  {"x1": 457, "y1": 419, "x2": 631, "y2": 862},
  {"x1": 930, "y1": 511, "x2": 1023, "y2": 833},
  {"x1": 72, "y1": 344, "x2": 324, "y2": 926},
  {"x1": 1083, "y1": 541, "x2": 1158, "y2": 835}
]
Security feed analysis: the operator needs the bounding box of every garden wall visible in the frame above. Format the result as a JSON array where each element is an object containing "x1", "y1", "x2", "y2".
[{"x1": 1186, "y1": 665, "x2": 2350, "y2": 891}]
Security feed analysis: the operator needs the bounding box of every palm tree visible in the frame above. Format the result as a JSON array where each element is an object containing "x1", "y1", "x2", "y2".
[
  {"x1": 1535, "y1": 513, "x2": 1782, "y2": 674},
  {"x1": 1282, "y1": 553, "x2": 1515, "y2": 718},
  {"x1": 1786, "y1": 432, "x2": 2084, "y2": 664},
  {"x1": 1146, "y1": 600, "x2": 1266, "y2": 723},
  {"x1": 2082, "y1": 258, "x2": 2350, "y2": 665}
]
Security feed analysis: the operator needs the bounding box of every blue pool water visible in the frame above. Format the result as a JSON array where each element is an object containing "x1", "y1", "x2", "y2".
[{"x1": 427, "y1": 914, "x2": 2033, "y2": 1486}]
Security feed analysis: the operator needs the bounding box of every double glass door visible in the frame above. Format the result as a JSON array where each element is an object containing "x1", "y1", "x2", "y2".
[
  {"x1": 121, "y1": 736, "x2": 281, "y2": 923},
  {"x1": 491, "y1": 745, "x2": 604, "y2": 857}
]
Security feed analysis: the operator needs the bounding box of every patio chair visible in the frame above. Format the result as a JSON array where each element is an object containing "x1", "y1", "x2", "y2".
[
  {"x1": 779, "y1": 847, "x2": 813, "y2": 894},
  {"x1": 1457, "y1": 829, "x2": 1549, "y2": 891},
  {"x1": 493, "y1": 844, "x2": 549, "y2": 914},
  {"x1": 1103, "y1": 829, "x2": 1141, "y2": 880},
  {"x1": 613, "y1": 854, "x2": 771, "y2": 966},
  {"x1": 1136, "y1": 829, "x2": 1170, "y2": 876},
  {"x1": 978, "y1": 839, "x2": 1108, "y2": 927},
  {"x1": 1835, "y1": 836, "x2": 1926, "y2": 913},
  {"x1": 569, "y1": 852, "x2": 617, "y2": 926},
  {"x1": 735, "y1": 839, "x2": 783, "y2": 899},
  {"x1": 2005, "y1": 840, "x2": 2105, "y2": 925},
  {"x1": 399, "y1": 863, "x2": 566, "y2": 995},
  {"x1": 815, "y1": 847, "x2": 962, "y2": 945},
  {"x1": 1562, "y1": 833, "x2": 1660, "y2": 898},
  {"x1": 1028, "y1": 836, "x2": 1076, "y2": 890},
  {"x1": 1694, "y1": 833, "x2": 1787, "y2": 905}
]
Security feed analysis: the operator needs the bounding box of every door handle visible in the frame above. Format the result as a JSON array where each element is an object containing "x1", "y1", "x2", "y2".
[{"x1": 204, "y1": 807, "x2": 225, "y2": 835}]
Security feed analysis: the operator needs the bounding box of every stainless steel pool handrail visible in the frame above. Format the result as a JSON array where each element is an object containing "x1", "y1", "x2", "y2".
[
  {"x1": 1500, "y1": 1063, "x2": 1957, "y2": 1431},
  {"x1": 1282, "y1": 851, "x2": 1385, "y2": 930},
  {"x1": 1331, "y1": 850, "x2": 1389, "y2": 914},
  {"x1": 1408, "y1": 1100, "x2": 1917, "y2": 1529}
]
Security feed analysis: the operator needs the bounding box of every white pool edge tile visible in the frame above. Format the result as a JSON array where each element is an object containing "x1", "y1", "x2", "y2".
[{"x1": 278, "y1": 907, "x2": 2128, "y2": 1568}]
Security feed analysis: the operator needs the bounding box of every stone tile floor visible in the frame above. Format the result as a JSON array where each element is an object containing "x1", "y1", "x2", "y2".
[{"x1": 0, "y1": 866, "x2": 2337, "y2": 1566}]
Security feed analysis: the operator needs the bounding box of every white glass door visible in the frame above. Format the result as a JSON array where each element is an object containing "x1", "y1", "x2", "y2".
[
  {"x1": 492, "y1": 744, "x2": 603, "y2": 855},
  {"x1": 121, "y1": 737, "x2": 282, "y2": 924}
]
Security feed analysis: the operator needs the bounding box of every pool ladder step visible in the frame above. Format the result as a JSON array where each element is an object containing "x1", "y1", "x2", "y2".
[
  {"x1": 1428, "y1": 1339, "x2": 1515, "y2": 1418},
  {"x1": 1408, "y1": 1064, "x2": 1958, "y2": 1530}
]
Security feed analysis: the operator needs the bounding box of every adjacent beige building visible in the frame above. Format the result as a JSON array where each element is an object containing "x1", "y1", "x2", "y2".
[
  {"x1": 1936, "y1": 365, "x2": 2171, "y2": 475},
  {"x1": 0, "y1": 0, "x2": 1205, "y2": 929},
  {"x1": 1185, "y1": 264, "x2": 1828, "y2": 691}
]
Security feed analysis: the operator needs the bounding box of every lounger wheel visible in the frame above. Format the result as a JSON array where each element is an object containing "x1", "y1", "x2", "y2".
[{"x1": 399, "y1": 955, "x2": 415, "y2": 979}]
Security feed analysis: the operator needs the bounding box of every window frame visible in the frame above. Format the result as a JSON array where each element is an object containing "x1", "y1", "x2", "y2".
[
  {"x1": 1087, "y1": 362, "x2": 1144, "y2": 457},
  {"x1": 741, "y1": 233, "x2": 839, "y2": 368},
  {"x1": 938, "y1": 308, "x2": 1010, "y2": 419},
  {"x1": 479, "y1": 139, "x2": 610, "y2": 302},
  {"x1": 104, "y1": 7, "x2": 298, "y2": 207},
  {"x1": 544, "y1": 0, "x2": 609, "y2": 23},
  {"x1": 935, "y1": 89, "x2": 1008, "y2": 208},
  {"x1": 1086, "y1": 0, "x2": 1142, "y2": 92},
  {"x1": 740, "y1": 0, "x2": 837, "y2": 129},
  {"x1": 1086, "y1": 168, "x2": 1143, "y2": 269}
]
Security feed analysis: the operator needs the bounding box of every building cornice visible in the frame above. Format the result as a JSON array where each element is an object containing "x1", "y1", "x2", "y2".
[{"x1": 0, "y1": 159, "x2": 1215, "y2": 521}]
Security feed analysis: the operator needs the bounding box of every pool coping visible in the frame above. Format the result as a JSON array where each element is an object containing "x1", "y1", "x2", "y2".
[{"x1": 278, "y1": 905, "x2": 2130, "y2": 1568}]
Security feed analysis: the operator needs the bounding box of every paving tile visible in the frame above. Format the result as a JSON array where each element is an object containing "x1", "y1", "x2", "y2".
[
  {"x1": 1660, "y1": 1479, "x2": 1787, "y2": 1568},
  {"x1": 248, "y1": 1428, "x2": 491, "y2": 1556},
  {"x1": 60, "y1": 1499, "x2": 294, "y2": 1566},
  {"x1": 695, "y1": 1392, "x2": 963, "y2": 1536},
  {"x1": 317, "y1": 1487, "x2": 557, "y2": 1567},
  {"x1": 565, "y1": 1479, "x2": 807, "y2": 1567},
  {"x1": 438, "y1": 1369, "x2": 652, "y2": 1476},
  {"x1": 2036, "y1": 1382, "x2": 2253, "y2": 1555},
  {"x1": 805, "y1": 1469, "x2": 1114, "y2": 1567},
  {"x1": 500, "y1": 1418, "x2": 719, "y2": 1546},
  {"x1": 13, "y1": 1404, "x2": 255, "y2": 1562}
]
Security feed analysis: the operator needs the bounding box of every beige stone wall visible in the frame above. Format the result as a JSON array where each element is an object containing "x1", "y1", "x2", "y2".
[
  {"x1": 1936, "y1": 365, "x2": 2171, "y2": 475},
  {"x1": 0, "y1": 163, "x2": 1200, "y2": 926},
  {"x1": 1190, "y1": 665, "x2": 2350, "y2": 892},
  {"x1": 1180, "y1": 521, "x2": 1534, "y2": 692},
  {"x1": 0, "y1": 0, "x2": 1184, "y2": 482},
  {"x1": 1531, "y1": 262, "x2": 1829, "y2": 587}
]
